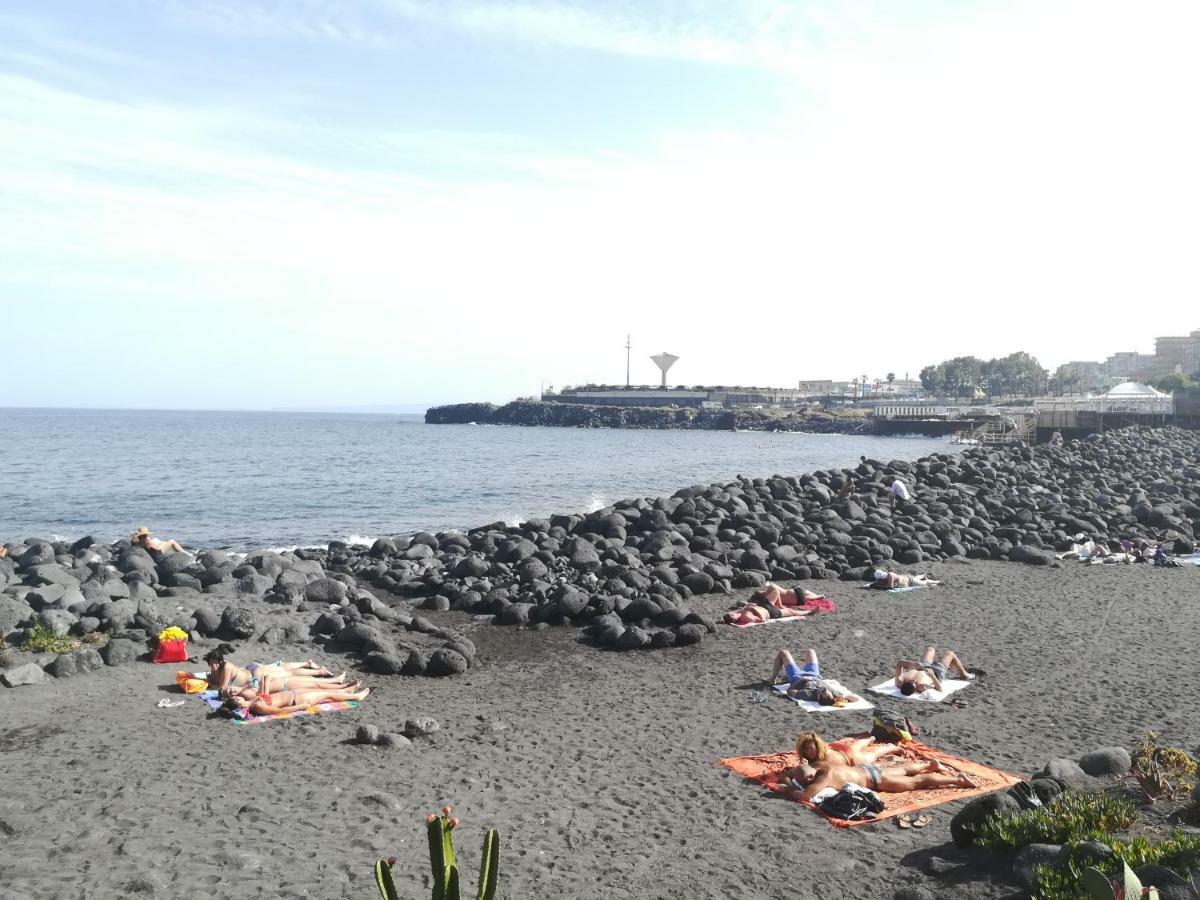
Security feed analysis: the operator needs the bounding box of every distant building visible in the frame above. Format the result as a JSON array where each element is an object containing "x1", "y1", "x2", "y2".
[
  {"x1": 1183, "y1": 331, "x2": 1200, "y2": 378},
  {"x1": 797, "y1": 380, "x2": 834, "y2": 395},
  {"x1": 1154, "y1": 335, "x2": 1194, "y2": 375},
  {"x1": 1104, "y1": 351, "x2": 1157, "y2": 382}
]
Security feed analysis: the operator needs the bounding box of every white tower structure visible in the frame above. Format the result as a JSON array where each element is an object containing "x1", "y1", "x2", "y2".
[{"x1": 650, "y1": 353, "x2": 679, "y2": 388}]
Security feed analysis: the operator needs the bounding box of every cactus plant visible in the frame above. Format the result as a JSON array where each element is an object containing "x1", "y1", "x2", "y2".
[
  {"x1": 374, "y1": 808, "x2": 500, "y2": 900},
  {"x1": 1080, "y1": 861, "x2": 1161, "y2": 899}
]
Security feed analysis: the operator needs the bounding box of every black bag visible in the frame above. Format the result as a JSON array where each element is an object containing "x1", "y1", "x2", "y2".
[{"x1": 819, "y1": 784, "x2": 886, "y2": 821}]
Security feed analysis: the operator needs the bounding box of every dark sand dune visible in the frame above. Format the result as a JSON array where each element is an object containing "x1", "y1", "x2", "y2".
[{"x1": 1, "y1": 560, "x2": 1197, "y2": 899}]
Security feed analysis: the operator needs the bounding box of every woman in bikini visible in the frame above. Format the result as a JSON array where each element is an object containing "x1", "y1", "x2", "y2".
[
  {"x1": 723, "y1": 584, "x2": 829, "y2": 626},
  {"x1": 203, "y1": 645, "x2": 342, "y2": 692},
  {"x1": 219, "y1": 682, "x2": 370, "y2": 718}
]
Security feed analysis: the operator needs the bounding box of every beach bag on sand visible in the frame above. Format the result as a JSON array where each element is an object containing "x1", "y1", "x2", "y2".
[
  {"x1": 819, "y1": 784, "x2": 885, "y2": 821},
  {"x1": 154, "y1": 639, "x2": 188, "y2": 664},
  {"x1": 871, "y1": 711, "x2": 917, "y2": 744},
  {"x1": 175, "y1": 670, "x2": 208, "y2": 693}
]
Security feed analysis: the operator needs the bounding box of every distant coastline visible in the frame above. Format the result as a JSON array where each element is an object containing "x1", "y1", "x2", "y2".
[{"x1": 424, "y1": 399, "x2": 871, "y2": 434}]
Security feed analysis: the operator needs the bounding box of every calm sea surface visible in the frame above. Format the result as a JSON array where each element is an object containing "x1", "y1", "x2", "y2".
[{"x1": 0, "y1": 409, "x2": 950, "y2": 550}]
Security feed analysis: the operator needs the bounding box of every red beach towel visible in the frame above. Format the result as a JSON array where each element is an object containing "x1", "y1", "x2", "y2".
[{"x1": 718, "y1": 740, "x2": 1022, "y2": 827}]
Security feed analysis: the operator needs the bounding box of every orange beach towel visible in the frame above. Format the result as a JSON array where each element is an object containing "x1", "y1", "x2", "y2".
[{"x1": 718, "y1": 740, "x2": 1023, "y2": 828}]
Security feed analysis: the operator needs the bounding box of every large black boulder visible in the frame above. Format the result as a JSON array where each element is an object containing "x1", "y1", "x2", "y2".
[
  {"x1": 426, "y1": 648, "x2": 468, "y2": 677},
  {"x1": 219, "y1": 606, "x2": 256, "y2": 639},
  {"x1": 950, "y1": 792, "x2": 1020, "y2": 847}
]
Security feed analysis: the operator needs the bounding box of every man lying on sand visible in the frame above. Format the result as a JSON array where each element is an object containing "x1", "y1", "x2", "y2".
[
  {"x1": 786, "y1": 755, "x2": 976, "y2": 802},
  {"x1": 768, "y1": 648, "x2": 863, "y2": 706},
  {"x1": 204, "y1": 645, "x2": 343, "y2": 692},
  {"x1": 868, "y1": 570, "x2": 940, "y2": 590},
  {"x1": 894, "y1": 645, "x2": 976, "y2": 695},
  {"x1": 723, "y1": 584, "x2": 828, "y2": 626},
  {"x1": 218, "y1": 682, "x2": 370, "y2": 718}
]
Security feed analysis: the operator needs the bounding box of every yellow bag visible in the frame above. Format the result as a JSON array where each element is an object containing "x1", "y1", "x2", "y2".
[{"x1": 175, "y1": 670, "x2": 209, "y2": 694}]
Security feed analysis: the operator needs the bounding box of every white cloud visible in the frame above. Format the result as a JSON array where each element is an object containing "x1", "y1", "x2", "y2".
[{"x1": 3, "y1": 1, "x2": 1200, "y2": 408}]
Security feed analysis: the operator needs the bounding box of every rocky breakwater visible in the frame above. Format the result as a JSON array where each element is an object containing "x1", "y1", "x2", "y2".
[
  {"x1": 0, "y1": 537, "x2": 478, "y2": 689},
  {"x1": 326, "y1": 427, "x2": 1200, "y2": 652},
  {"x1": 424, "y1": 400, "x2": 866, "y2": 434}
]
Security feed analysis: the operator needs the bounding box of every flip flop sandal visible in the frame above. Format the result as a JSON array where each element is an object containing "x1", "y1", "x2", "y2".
[
  {"x1": 896, "y1": 814, "x2": 914, "y2": 829},
  {"x1": 912, "y1": 814, "x2": 933, "y2": 828},
  {"x1": 747, "y1": 692, "x2": 769, "y2": 704}
]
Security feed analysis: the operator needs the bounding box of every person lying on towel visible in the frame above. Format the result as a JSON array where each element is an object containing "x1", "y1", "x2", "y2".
[
  {"x1": 894, "y1": 645, "x2": 976, "y2": 695},
  {"x1": 217, "y1": 682, "x2": 370, "y2": 718},
  {"x1": 203, "y1": 644, "x2": 344, "y2": 692},
  {"x1": 868, "y1": 569, "x2": 941, "y2": 590},
  {"x1": 786, "y1": 755, "x2": 976, "y2": 802},
  {"x1": 723, "y1": 584, "x2": 830, "y2": 626},
  {"x1": 768, "y1": 648, "x2": 863, "y2": 706},
  {"x1": 794, "y1": 731, "x2": 898, "y2": 768}
]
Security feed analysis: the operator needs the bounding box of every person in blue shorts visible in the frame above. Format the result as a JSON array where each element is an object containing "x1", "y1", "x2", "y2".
[{"x1": 768, "y1": 648, "x2": 862, "y2": 706}]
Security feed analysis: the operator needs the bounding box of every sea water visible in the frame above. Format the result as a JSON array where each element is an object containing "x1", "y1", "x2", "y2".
[{"x1": 0, "y1": 409, "x2": 950, "y2": 549}]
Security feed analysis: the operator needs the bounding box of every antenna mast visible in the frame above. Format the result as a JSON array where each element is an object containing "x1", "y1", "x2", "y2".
[{"x1": 625, "y1": 334, "x2": 631, "y2": 388}]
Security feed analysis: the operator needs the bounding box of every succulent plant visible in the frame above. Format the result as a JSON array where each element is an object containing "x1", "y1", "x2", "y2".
[
  {"x1": 1079, "y1": 862, "x2": 1160, "y2": 899},
  {"x1": 374, "y1": 808, "x2": 500, "y2": 900}
]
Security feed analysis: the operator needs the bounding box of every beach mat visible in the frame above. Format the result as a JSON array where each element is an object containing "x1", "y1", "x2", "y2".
[
  {"x1": 870, "y1": 677, "x2": 971, "y2": 703},
  {"x1": 718, "y1": 741, "x2": 1022, "y2": 827},
  {"x1": 771, "y1": 681, "x2": 873, "y2": 712},
  {"x1": 728, "y1": 614, "x2": 812, "y2": 629},
  {"x1": 199, "y1": 691, "x2": 359, "y2": 725}
]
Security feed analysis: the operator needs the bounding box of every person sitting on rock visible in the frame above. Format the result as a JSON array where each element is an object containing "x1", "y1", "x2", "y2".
[
  {"x1": 131, "y1": 527, "x2": 185, "y2": 555},
  {"x1": 723, "y1": 584, "x2": 830, "y2": 626},
  {"x1": 768, "y1": 649, "x2": 862, "y2": 706},
  {"x1": 218, "y1": 682, "x2": 370, "y2": 718},
  {"x1": 894, "y1": 645, "x2": 976, "y2": 695},
  {"x1": 0, "y1": 546, "x2": 6, "y2": 559},
  {"x1": 785, "y1": 755, "x2": 976, "y2": 801},
  {"x1": 868, "y1": 570, "x2": 940, "y2": 590},
  {"x1": 887, "y1": 476, "x2": 911, "y2": 510},
  {"x1": 204, "y1": 645, "x2": 341, "y2": 692}
]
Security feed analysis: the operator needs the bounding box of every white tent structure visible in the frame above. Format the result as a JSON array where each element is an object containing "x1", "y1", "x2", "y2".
[{"x1": 1105, "y1": 381, "x2": 1166, "y2": 398}]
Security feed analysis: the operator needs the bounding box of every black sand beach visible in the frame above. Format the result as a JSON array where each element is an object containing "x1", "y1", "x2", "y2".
[{"x1": 2, "y1": 559, "x2": 1197, "y2": 899}]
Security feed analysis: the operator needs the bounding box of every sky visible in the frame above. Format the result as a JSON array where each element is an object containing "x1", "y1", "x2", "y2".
[{"x1": 2, "y1": 0, "x2": 1199, "y2": 410}]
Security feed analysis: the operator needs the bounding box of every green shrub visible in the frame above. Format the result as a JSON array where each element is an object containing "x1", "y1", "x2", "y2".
[
  {"x1": 976, "y1": 791, "x2": 1138, "y2": 852},
  {"x1": 21, "y1": 624, "x2": 81, "y2": 655},
  {"x1": 1034, "y1": 831, "x2": 1200, "y2": 898}
]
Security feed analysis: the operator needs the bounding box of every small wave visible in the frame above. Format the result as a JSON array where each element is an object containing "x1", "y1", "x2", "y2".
[
  {"x1": 585, "y1": 491, "x2": 606, "y2": 513},
  {"x1": 342, "y1": 533, "x2": 377, "y2": 547}
]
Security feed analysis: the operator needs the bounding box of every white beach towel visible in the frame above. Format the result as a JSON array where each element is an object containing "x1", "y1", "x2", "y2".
[
  {"x1": 772, "y1": 681, "x2": 874, "y2": 712},
  {"x1": 869, "y1": 677, "x2": 972, "y2": 703}
]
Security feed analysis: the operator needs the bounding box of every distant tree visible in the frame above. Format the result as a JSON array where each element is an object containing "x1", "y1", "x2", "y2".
[
  {"x1": 886, "y1": 372, "x2": 895, "y2": 383},
  {"x1": 1155, "y1": 372, "x2": 1193, "y2": 393},
  {"x1": 918, "y1": 365, "x2": 943, "y2": 394}
]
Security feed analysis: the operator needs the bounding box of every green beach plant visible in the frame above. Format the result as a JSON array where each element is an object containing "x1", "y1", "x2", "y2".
[
  {"x1": 20, "y1": 624, "x2": 81, "y2": 655},
  {"x1": 375, "y1": 807, "x2": 500, "y2": 900},
  {"x1": 1033, "y1": 831, "x2": 1200, "y2": 899},
  {"x1": 1080, "y1": 862, "x2": 1159, "y2": 899},
  {"x1": 976, "y1": 790, "x2": 1138, "y2": 852},
  {"x1": 1130, "y1": 733, "x2": 1198, "y2": 802}
]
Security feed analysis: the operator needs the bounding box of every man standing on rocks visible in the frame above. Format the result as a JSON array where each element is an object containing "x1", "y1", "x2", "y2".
[{"x1": 887, "y1": 476, "x2": 911, "y2": 510}]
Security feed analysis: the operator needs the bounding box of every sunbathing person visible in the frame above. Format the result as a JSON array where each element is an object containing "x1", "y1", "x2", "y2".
[
  {"x1": 868, "y1": 570, "x2": 940, "y2": 590},
  {"x1": 794, "y1": 731, "x2": 898, "y2": 768},
  {"x1": 219, "y1": 682, "x2": 370, "y2": 717},
  {"x1": 787, "y1": 756, "x2": 976, "y2": 801},
  {"x1": 768, "y1": 648, "x2": 863, "y2": 706},
  {"x1": 131, "y1": 527, "x2": 186, "y2": 555},
  {"x1": 203, "y1": 645, "x2": 339, "y2": 691},
  {"x1": 894, "y1": 645, "x2": 975, "y2": 695},
  {"x1": 724, "y1": 584, "x2": 828, "y2": 626}
]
